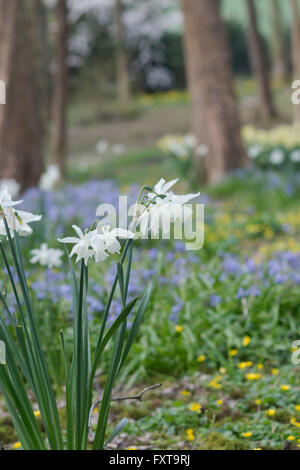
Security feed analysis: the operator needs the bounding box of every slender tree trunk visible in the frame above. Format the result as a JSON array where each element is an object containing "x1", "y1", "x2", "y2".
[
  {"x1": 115, "y1": 0, "x2": 130, "y2": 109},
  {"x1": 0, "y1": 0, "x2": 43, "y2": 189},
  {"x1": 181, "y1": 0, "x2": 247, "y2": 184},
  {"x1": 270, "y1": 0, "x2": 288, "y2": 81},
  {"x1": 51, "y1": 0, "x2": 68, "y2": 177},
  {"x1": 291, "y1": 0, "x2": 300, "y2": 122},
  {"x1": 246, "y1": 0, "x2": 276, "y2": 120}
]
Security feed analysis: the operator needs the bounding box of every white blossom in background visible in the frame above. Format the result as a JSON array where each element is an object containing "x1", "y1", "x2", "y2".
[
  {"x1": 112, "y1": 144, "x2": 125, "y2": 156},
  {"x1": 0, "y1": 188, "x2": 42, "y2": 237},
  {"x1": 290, "y1": 150, "x2": 300, "y2": 163},
  {"x1": 96, "y1": 140, "x2": 109, "y2": 155},
  {"x1": 247, "y1": 144, "x2": 263, "y2": 159},
  {"x1": 269, "y1": 149, "x2": 285, "y2": 165},
  {"x1": 39, "y1": 165, "x2": 61, "y2": 192},
  {"x1": 196, "y1": 144, "x2": 209, "y2": 157},
  {"x1": 30, "y1": 243, "x2": 64, "y2": 269},
  {"x1": 0, "y1": 179, "x2": 20, "y2": 198}
]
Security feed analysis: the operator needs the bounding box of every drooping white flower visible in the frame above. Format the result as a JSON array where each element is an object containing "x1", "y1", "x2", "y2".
[
  {"x1": 39, "y1": 165, "x2": 60, "y2": 191},
  {"x1": 0, "y1": 187, "x2": 42, "y2": 237},
  {"x1": 269, "y1": 149, "x2": 285, "y2": 165},
  {"x1": 0, "y1": 179, "x2": 20, "y2": 198},
  {"x1": 30, "y1": 243, "x2": 64, "y2": 268},
  {"x1": 94, "y1": 223, "x2": 135, "y2": 256},
  {"x1": 247, "y1": 144, "x2": 262, "y2": 159},
  {"x1": 58, "y1": 225, "x2": 95, "y2": 266},
  {"x1": 137, "y1": 178, "x2": 200, "y2": 237}
]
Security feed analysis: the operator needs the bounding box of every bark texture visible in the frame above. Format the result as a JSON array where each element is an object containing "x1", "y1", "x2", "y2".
[
  {"x1": 181, "y1": 0, "x2": 247, "y2": 184},
  {"x1": 0, "y1": 0, "x2": 43, "y2": 189}
]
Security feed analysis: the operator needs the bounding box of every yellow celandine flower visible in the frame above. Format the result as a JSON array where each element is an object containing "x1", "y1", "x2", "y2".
[
  {"x1": 290, "y1": 417, "x2": 300, "y2": 428},
  {"x1": 209, "y1": 375, "x2": 222, "y2": 389},
  {"x1": 238, "y1": 361, "x2": 253, "y2": 369},
  {"x1": 280, "y1": 385, "x2": 290, "y2": 391},
  {"x1": 181, "y1": 390, "x2": 191, "y2": 397},
  {"x1": 34, "y1": 410, "x2": 41, "y2": 418},
  {"x1": 188, "y1": 403, "x2": 202, "y2": 413},
  {"x1": 255, "y1": 399, "x2": 261, "y2": 406},
  {"x1": 257, "y1": 364, "x2": 264, "y2": 370},
  {"x1": 246, "y1": 373, "x2": 262, "y2": 381},
  {"x1": 12, "y1": 442, "x2": 21, "y2": 449},
  {"x1": 287, "y1": 436, "x2": 295, "y2": 441},
  {"x1": 295, "y1": 405, "x2": 300, "y2": 412},
  {"x1": 271, "y1": 368, "x2": 279, "y2": 375},
  {"x1": 175, "y1": 325, "x2": 183, "y2": 333},
  {"x1": 216, "y1": 399, "x2": 223, "y2": 406},
  {"x1": 186, "y1": 429, "x2": 195, "y2": 441},
  {"x1": 266, "y1": 409, "x2": 276, "y2": 417},
  {"x1": 242, "y1": 336, "x2": 251, "y2": 347},
  {"x1": 197, "y1": 354, "x2": 206, "y2": 362},
  {"x1": 242, "y1": 432, "x2": 252, "y2": 438},
  {"x1": 229, "y1": 349, "x2": 238, "y2": 357},
  {"x1": 127, "y1": 447, "x2": 137, "y2": 450},
  {"x1": 219, "y1": 367, "x2": 227, "y2": 374}
]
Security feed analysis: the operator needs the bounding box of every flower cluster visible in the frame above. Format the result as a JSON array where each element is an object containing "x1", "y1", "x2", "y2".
[
  {"x1": 243, "y1": 125, "x2": 300, "y2": 169},
  {"x1": 0, "y1": 188, "x2": 42, "y2": 237}
]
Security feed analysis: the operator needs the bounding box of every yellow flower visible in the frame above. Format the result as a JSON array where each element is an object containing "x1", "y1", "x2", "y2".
[
  {"x1": 238, "y1": 361, "x2": 253, "y2": 369},
  {"x1": 271, "y1": 368, "x2": 279, "y2": 375},
  {"x1": 34, "y1": 410, "x2": 41, "y2": 418},
  {"x1": 280, "y1": 385, "x2": 290, "y2": 391},
  {"x1": 287, "y1": 436, "x2": 295, "y2": 441},
  {"x1": 266, "y1": 408, "x2": 276, "y2": 417},
  {"x1": 255, "y1": 399, "x2": 261, "y2": 406},
  {"x1": 246, "y1": 373, "x2": 262, "y2": 381},
  {"x1": 181, "y1": 390, "x2": 191, "y2": 397},
  {"x1": 290, "y1": 417, "x2": 300, "y2": 428},
  {"x1": 257, "y1": 363, "x2": 264, "y2": 370},
  {"x1": 197, "y1": 354, "x2": 206, "y2": 362},
  {"x1": 242, "y1": 432, "x2": 252, "y2": 438},
  {"x1": 186, "y1": 428, "x2": 195, "y2": 441},
  {"x1": 295, "y1": 405, "x2": 300, "y2": 412},
  {"x1": 127, "y1": 447, "x2": 137, "y2": 450},
  {"x1": 253, "y1": 448, "x2": 262, "y2": 450},
  {"x1": 188, "y1": 403, "x2": 202, "y2": 413},
  {"x1": 209, "y1": 375, "x2": 222, "y2": 389},
  {"x1": 216, "y1": 399, "x2": 223, "y2": 406},
  {"x1": 229, "y1": 349, "x2": 238, "y2": 357},
  {"x1": 175, "y1": 325, "x2": 183, "y2": 333},
  {"x1": 12, "y1": 442, "x2": 21, "y2": 449},
  {"x1": 242, "y1": 336, "x2": 251, "y2": 347},
  {"x1": 219, "y1": 367, "x2": 227, "y2": 374}
]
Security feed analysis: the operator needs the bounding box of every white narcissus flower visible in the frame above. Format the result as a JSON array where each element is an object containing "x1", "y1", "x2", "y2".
[
  {"x1": 58, "y1": 225, "x2": 95, "y2": 266},
  {"x1": 0, "y1": 179, "x2": 20, "y2": 198},
  {"x1": 39, "y1": 165, "x2": 60, "y2": 192},
  {"x1": 30, "y1": 243, "x2": 64, "y2": 269},
  {"x1": 138, "y1": 178, "x2": 200, "y2": 237},
  {"x1": 0, "y1": 187, "x2": 42, "y2": 237},
  {"x1": 58, "y1": 223, "x2": 135, "y2": 265}
]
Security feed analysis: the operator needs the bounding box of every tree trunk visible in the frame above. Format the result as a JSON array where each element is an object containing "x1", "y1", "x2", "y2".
[
  {"x1": 0, "y1": 0, "x2": 43, "y2": 190},
  {"x1": 270, "y1": 0, "x2": 288, "y2": 81},
  {"x1": 291, "y1": 0, "x2": 300, "y2": 122},
  {"x1": 115, "y1": 0, "x2": 130, "y2": 109},
  {"x1": 246, "y1": 0, "x2": 276, "y2": 120},
  {"x1": 51, "y1": 0, "x2": 68, "y2": 177},
  {"x1": 181, "y1": 0, "x2": 247, "y2": 184}
]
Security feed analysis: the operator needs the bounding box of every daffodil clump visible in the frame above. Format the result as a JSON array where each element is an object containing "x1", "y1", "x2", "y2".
[
  {"x1": 0, "y1": 179, "x2": 199, "y2": 450},
  {"x1": 242, "y1": 125, "x2": 300, "y2": 169}
]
